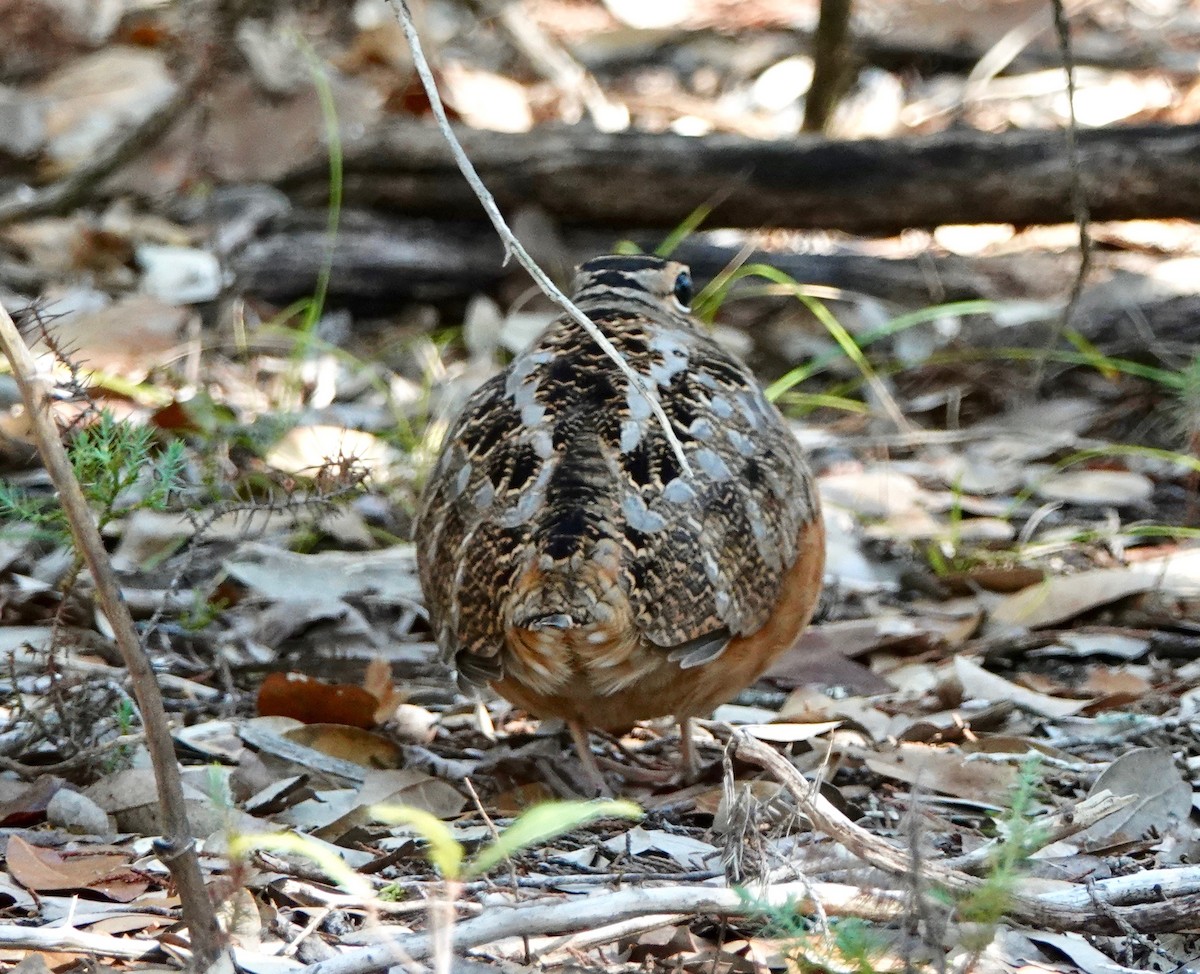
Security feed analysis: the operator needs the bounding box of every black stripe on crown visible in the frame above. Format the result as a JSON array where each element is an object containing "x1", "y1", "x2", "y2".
[
  {"x1": 577, "y1": 254, "x2": 671, "y2": 275},
  {"x1": 576, "y1": 268, "x2": 646, "y2": 292}
]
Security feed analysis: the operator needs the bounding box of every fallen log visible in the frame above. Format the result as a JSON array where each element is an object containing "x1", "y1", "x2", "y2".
[
  {"x1": 233, "y1": 211, "x2": 506, "y2": 306},
  {"x1": 232, "y1": 210, "x2": 1198, "y2": 367},
  {"x1": 231, "y1": 209, "x2": 1051, "y2": 306},
  {"x1": 281, "y1": 121, "x2": 1200, "y2": 236}
]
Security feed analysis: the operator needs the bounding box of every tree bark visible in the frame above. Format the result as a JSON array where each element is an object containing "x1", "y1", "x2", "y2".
[{"x1": 281, "y1": 122, "x2": 1200, "y2": 236}]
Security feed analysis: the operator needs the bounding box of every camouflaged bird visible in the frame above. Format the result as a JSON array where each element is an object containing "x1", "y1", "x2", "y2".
[{"x1": 415, "y1": 254, "x2": 825, "y2": 788}]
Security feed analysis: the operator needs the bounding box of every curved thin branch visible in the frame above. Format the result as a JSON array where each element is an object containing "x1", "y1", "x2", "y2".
[{"x1": 385, "y1": 0, "x2": 693, "y2": 479}]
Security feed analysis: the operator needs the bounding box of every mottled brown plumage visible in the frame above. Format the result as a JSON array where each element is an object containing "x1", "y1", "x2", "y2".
[{"x1": 415, "y1": 254, "x2": 824, "y2": 788}]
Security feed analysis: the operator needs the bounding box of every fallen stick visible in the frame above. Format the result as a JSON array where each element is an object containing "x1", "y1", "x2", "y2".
[
  {"x1": 304, "y1": 881, "x2": 907, "y2": 974},
  {"x1": 729, "y1": 730, "x2": 1200, "y2": 936}
]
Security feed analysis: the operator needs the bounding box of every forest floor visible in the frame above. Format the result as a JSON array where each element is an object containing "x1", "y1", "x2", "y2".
[{"x1": 2, "y1": 1, "x2": 1200, "y2": 972}]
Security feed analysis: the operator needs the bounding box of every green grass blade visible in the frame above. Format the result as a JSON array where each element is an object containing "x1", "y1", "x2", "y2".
[
  {"x1": 767, "y1": 299, "x2": 996, "y2": 399},
  {"x1": 230, "y1": 831, "x2": 374, "y2": 896},
  {"x1": 655, "y1": 204, "x2": 713, "y2": 258},
  {"x1": 296, "y1": 35, "x2": 344, "y2": 341},
  {"x1": 466, "y1": 800, "x2": 641, "y2": 877},
  {"x1": 370, "y1": 805, "x2": 465, "y2": 879},
  {"x1": 703, "y1": 263, "x2": 909, "y2": 427}
]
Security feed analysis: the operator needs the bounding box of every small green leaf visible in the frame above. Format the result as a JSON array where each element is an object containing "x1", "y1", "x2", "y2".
[
  {"x1": 466, "y1": 799, "x2": 641, "y2": 877},
  {"x1": 370, "y1": 805, "x2": 465, "y2": 879}
]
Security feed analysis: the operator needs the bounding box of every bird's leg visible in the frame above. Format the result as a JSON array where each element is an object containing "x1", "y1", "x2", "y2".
[
  {"x1": 568, "y1": 720, "x2": 611, "y2": 797},
  {"x1": 679, "y1": 715, "x2": 698, "y2": 783}
]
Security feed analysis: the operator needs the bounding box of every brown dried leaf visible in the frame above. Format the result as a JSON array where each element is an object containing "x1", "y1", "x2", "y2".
[
  {"x1": 493, "y1": 782, "x2": 558, "y2": 816},
  {"x1": 357, "y1": 768, "x2": 466, "y2": 818},
  {"x1": 942, "y1": 565, "x2": 1045, "y2": 595},
  {"x1": 863, "y1": 741, "x2": 1017, "y2": 805},
  {"x1": 6, "y1": 836, "x2": 149, "y2": 902},
  {"x1": 282, "y1": 723, "x2": 403, "y2": 769},
  {"x1": 257, "y1": 672, "x2": 380, "y2": 729},
  {"x1": 33, "y1": 294, "x2": 192, "y2": 376},
  {"x1": 766, "y1": 647, "x2": 894, "y2": 695},
  {"x1": 1078, "y1": 668, "x2": 1152, "y2": 713},
  {"x1": 0, "y1": 776, "x2": 64, "y2": 828}
]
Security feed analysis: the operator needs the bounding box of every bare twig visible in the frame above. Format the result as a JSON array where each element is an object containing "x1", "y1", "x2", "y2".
[
  {"x1": 485, "y1": 913, "x2": 686, "y2": 959},
  {"x1": 1052, "y1": 0, "x2": 1093, "y2": 308},
  {"x1": 301, "y1": 801, "x2": 1200, "y2": 974},
  {"x1": 1052, "y1": 713, "x2": 1199, "y2": 751},
  {"x1": 0, "y1": 301, "x2": 231, "y2": 970},
  {"x1": 463, "y1": 776, "x2": 521, "y2": 895},
  {"x1": 0, "y1": 732, "x2": 148, "y2": 778},
  {"x1": 462, "y1": 0, "x2": 626, "y2": 130},
  {"x1": 942, "y1": 789, "x2": 1135, "y2": 873},
  {"x1": 962, "y1": 5, "x2": 1051, "y2": 107},
  {"x1": 0, "y1": 924, "x2": 165, "y2": 960},
  {"x1": 385, "y1": 0, "x2": 693, "y2": 479},
  {"x1": 141, "y1": 482, "x2": 367, "y2": 651},
  {"x1": 456, "y1": 868, "x2": 723, "y2": 891},
  {"x1": 1036, "y1": 0, "x2": 1093, "y2": 390}
]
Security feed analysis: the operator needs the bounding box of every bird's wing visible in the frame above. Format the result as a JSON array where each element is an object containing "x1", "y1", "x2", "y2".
[
  {"x1": 415, "y1": 372, "x2": 545, "y2": 670},
  {"x1": 614, "y1": 331, "x2": 818, "y2": 654}
]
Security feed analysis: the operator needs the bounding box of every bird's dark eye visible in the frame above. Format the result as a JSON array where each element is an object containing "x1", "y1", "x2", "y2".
[{"x1": 672, "y1": 271, "x2": 693, "y2": 309}]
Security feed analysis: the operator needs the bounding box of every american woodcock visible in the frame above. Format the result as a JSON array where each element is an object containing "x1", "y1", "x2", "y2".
[{"x1": 415, "y1": 254, "x2": 824, "y2": 790}]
